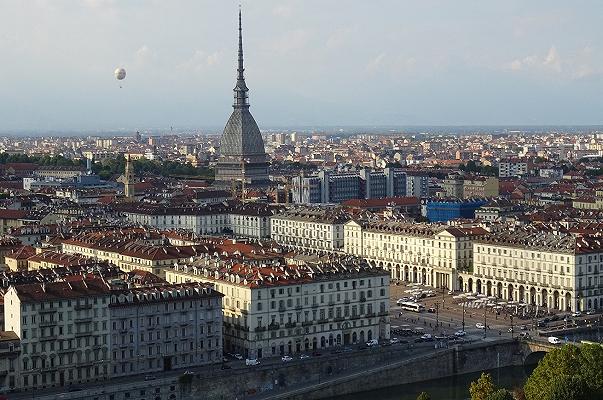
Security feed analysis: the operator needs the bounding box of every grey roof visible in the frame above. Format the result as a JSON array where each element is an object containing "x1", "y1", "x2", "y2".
[{"x1": 220, "y1": 108, "x2": 266, "y2": 156}]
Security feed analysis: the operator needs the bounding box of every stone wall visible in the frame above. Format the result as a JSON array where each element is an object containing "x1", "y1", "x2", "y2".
[{"x1": 183, "y1": 340, "x2": 524, "y2": 400}]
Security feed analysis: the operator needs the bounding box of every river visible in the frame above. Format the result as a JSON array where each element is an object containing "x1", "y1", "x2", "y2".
[{"x1": 332, "y1": 365, "x2": 535, "y2": 400}]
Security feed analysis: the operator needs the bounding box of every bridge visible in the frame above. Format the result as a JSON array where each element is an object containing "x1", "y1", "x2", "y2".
[{"x1": 520, "y1": 339, "x2": 569, "y2": 365}]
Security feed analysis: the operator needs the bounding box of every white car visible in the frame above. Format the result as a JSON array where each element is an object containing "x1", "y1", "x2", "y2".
[
  {"x1": 454, "y1": 330, "x2": 466, "y2": 337},
  {"x1": 476, "y1": 322, "x2": 485, "y2": 329},
  {"x1": 281, "y1": 355, "x2": 293, "y2": 362},
  {"x1": 572, "y1": 311, "x2": 582, "y2": 317},
  {"x1": 299, "y1": 354, "x2": 310, "y2": 360},
  {"x1": 420, "y1": 333, "x2": 433, "y2": 340},
  {"x1": 390, "y1": 337, "x2": 400, "y2": 344},
  {"x1": 548, "y1": 336, "x2": 562, "y2": 345},
  {"x1": 366, "y1": 339, "x2": 379, "y2": 347},
  {"x1": 245, "y1": 358, "x2": 260, "y2": 366}
]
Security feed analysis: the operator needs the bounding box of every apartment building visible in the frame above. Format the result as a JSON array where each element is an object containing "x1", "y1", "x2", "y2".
[
  {"x1": 270, "y1": 207, "x2": 350, "y2": 252},
  {"x1": 471, "y1": 230, "x2": 603, "y2": 312},
  {"x1": 292, "y1": 168, "x2": 426, "y2": 204},
  {"x1": 498, "y1": 159, "x2": 529, "y2": 178},
  {"x1": 344, "y1": 220, "x2": 487, "y2": 290},
  {"x1": 109, "y1": 283, "x2": 223, "y2": 378},
  {"x1": 118, "y1": 201, "x2": 283, "y2": 239},
  {"x1": 166, "y1": 256, "x2": 390, "y2": 360},
  {"x1": 4, "y1": 276, "x2": 112, "y2": 391},
  {"x1": 61, "y1": 231, "x2": 211, "y2": 277}
]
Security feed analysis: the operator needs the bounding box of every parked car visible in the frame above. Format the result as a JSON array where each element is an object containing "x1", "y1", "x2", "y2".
[
  {"x1": 454, "y1": 330, "x2": 466, "y2": 337},
  {"x1": 586, "y1": 310, "x2": 596, "y2": 315},
  {"x1": 427, "y1": 307, "x2": 436, "y2": 313},
  {"x1": 519, "y1": 332, "x2": 530, "y2": 339},
  {"x1": 183, "y1": 370, "x2": 194, "y2": 375},
  {"x1": 572, "y1": 311, "x2": 582, "y2": 318},
  {"x1": 420, "y1": 333, "x2": 433, "y2": 341},
  {"x1": 390, "y1": 337, "x2": 400, "y2": 344},
  {"x1": 548, "y1": 336, "x2": 562, "y2": 345},
  {"x1": 281, "y1": 355, "x2": 293, "y2": 362},
  {"x1": 448, "y1": 290, "x2": 454, "y2": 295},
  {"x1": 232, "y1": 353, "x2": 243, "y2": 360},
  {"x1": 245, "y1": 358, "x2": 260, "y2": 366},
  {"x1": 144, "y1": 375, "x2": 156, "y2": 381},
  {"x1": 299, "y1": 354, "x2": 310, "y2": 360},
  {"x1": 519, "y1": 325, "x2": 527, "y2": 330},
  {"x1": 476, "y1": 322, "x2": 485, "y2": 329},
  {"x1": 221, "y1": 364, "x2": 232, "y2": 370},
  {"x1": 366, "y1": 339, "x2": 379, "y2": 347}
]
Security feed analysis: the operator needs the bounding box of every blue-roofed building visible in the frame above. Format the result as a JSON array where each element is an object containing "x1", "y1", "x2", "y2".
[{"x1": 426, "y1": 198, "x2": 488, "y2": 222}]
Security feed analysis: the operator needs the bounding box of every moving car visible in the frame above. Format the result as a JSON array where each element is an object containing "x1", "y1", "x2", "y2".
[
  {"x1": 454, "y1": 330, "x2": 466, "y2": 337},
  {"x1": 390, "y1": 337, "x2": 400, "y2": 344},
  {"x1": 476, "y1": 322, "x2": 485, "y2": 329},
  {"x1": 420, "y1": 333, "x2": 433, "y2": 341},
  {"x1": 144, "y1": 375, "x2": 156, "y2": 381},
  {"x1": 232, "y1": 353, "x2": 243, "y2": 360},
  {"x1": 427, "y1": 307, "x2": 436, "y2": 313},
  {"x1": 572, "y1": 311, "x2": 582, "y2": 317},
  {"x1": 299, "y1": 354, "x2": 310, "y2": 360},
  {"x1": 366, "y1": 339, "x2": 379, "y2": 347},
  {"x1": 245, "y1": 358, "x2": 260, "y2": 366},
  {"x1": 548, "y1": 336, "x2": 562, "y2": 345},
  {"x1": 282, "y1": 355, "x2": 293, "y2": 362}
]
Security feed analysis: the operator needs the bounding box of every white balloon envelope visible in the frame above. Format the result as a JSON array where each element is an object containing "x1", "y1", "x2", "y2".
[{"x1": 114, "y1": 68, "x2": 126, "y2": 80}]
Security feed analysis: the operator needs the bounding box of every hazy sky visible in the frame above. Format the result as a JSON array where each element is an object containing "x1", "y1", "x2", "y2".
[{"x1": 1, "y1": 0, "x2": 603, "y2": 132}]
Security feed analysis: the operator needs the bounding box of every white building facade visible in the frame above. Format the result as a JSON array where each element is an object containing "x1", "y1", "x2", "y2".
[{"x1": 166, "y1": 258, "x2": 390, "y2": 360}]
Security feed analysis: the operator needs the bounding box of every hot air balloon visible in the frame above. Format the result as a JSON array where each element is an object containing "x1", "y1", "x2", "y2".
[
  {"x1": 114, "y1": 67, "x2": 126, "y2": 88},
  {"x1": 114, "y1": 67, "x2": 126, "y2": 80}
]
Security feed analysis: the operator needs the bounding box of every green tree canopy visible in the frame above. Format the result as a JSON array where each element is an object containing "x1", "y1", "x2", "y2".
[
  {"x1": 486, "y1": 389, "x2": 514, "y2": 400},
  {"x1": 524, "y1": 344, "x2": 603, "y2": 400},
  {"x1": 470, "y1": 373, "x2": 496, "y2": 400},
  {"x1": 416, "y1": 392, "x2": 431, "y2": 400}
]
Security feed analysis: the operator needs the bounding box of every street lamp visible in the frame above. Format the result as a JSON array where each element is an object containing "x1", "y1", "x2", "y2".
[
  {"x1": 483, "y1": 307, "x2": 487, "y2": 339},
  {"x1": 462, "y1": 302, "x2": 466, "y2": 332}
]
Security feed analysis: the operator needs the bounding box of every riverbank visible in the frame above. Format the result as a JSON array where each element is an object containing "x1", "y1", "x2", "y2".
[{"x1": 182, "y1": 339, "x2": 524, "y2": 400}]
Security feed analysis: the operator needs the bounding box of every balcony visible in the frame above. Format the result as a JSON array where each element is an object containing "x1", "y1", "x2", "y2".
[
  {"x1": 39, "y1": 320, "x2": 56, "y2": 327},
  {"x1": 317, "y1": 318, "x2": 328, "y2": 324},
  {"x1": 285, "y1": 322, "x2": 297, "y2": 329},
  {"x1": 39, "y1": 309, "x2": 57, "y2": 314},
  {"x1": 359, "y1": 297, "x2": 367, "y2": 303},
  {"x1": 334, "y1": 317, "x2": 345, "y2": 322},
  {"x1": 267, "y1": 323, "x2": 280, "y2": 331},
  {"x1": 278, "y1": 306, "x2": 286, "y2": 312},
  {"x1": 75, "y1": 317, "x2": 93, "y2": 323},
  {"x1": 254, "y1": 326, "x2": 266, "y2": 333},
  {"x1": 74, "y1": 304, "x2": 93, "y2": 311},
  {"x1": 301, "y1": 321, "x2": 313, "y2": 327},
  {"x1": 311, "y1": 303, "x2": 319, "y2": 308},
  {"x1": 365, "y1": 312, "x2": 376, "y2": 318}
]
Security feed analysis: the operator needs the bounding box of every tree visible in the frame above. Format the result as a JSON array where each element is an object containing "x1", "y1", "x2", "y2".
[
  {"x1": 486, "y1": 389, "x2": 514, "y2": 400},
  {"x1": 549, "y1": 375, "x2": 590, "y2": 400},
  {"x1": 470, "y1": 373, "x2": 496, "y2": 400},
  {"x1": 416, "y1": 392, "x2": 431, "y2": 400},
  {"x1": 524, "y1": 344, "x2": 603, "y2": 400}
]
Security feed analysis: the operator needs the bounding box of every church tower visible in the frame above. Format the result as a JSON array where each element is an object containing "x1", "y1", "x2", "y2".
[
  {"x1": 124, "y1": 154, "x2": 135, "y2": 200},
  {"x1": 214, "y1": 8, "x2": 269, "y2": 187}
]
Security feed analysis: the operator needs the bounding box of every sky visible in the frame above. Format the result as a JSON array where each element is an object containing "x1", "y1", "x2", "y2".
[{"x1": 1, "y1": 0, "x2": 603, "y2": 132}]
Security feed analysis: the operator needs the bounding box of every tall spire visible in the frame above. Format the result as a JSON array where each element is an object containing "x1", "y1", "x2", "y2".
[{"x1": 234, "y1": 5, "x2": 249, "y2": 108}]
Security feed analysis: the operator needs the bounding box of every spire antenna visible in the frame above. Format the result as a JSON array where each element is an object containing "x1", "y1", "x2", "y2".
[{"x1": 234, "y1": 5, "x2": 249, "y2": 108}]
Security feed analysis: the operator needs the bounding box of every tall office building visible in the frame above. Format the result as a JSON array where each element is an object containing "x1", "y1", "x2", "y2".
[{"x1": 215, "y1": 10, "x2": 269, "y2": 187}]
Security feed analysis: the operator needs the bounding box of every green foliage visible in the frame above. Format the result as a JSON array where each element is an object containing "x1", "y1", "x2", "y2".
[
  {"x1": 470, "y1": 373, "x2": 496, "y2": 400},
  {"x1": 549, "y1": 375, "x2": 591, "y2": 400},
  {"x1": 0, "y1": 153, "x2": 83, "y2": 167},
  {"x1": 416, "y1": 392, "x2": 431, "y2": 400},
  {"x1": 486, "y1": 389, "x2": 514, "y2": 400},
  {"x1": 91, "y1": 157, "x2": 214, "y2": 180},
  {"x1": 524, "y1": 344, "x2": 603, "y2": 400},
  {"x1": 459, "y1": 160, "x2": 498, "y2": 176}
]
